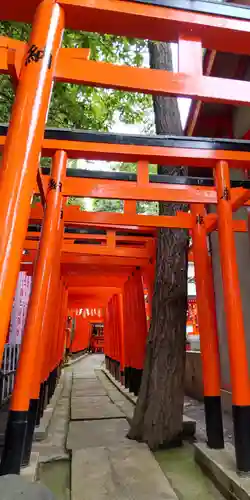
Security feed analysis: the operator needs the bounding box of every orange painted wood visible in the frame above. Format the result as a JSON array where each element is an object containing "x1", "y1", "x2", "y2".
[{"x1": 2, "y1": 0, "x2": 250, "y2": 56}]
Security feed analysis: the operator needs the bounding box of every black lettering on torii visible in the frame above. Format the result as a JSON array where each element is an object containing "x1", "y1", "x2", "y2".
[
  {"x1": 196, "y1": 214, "x2": 204, "y2": 225},
  {"x1": 48, "y1": 179, "x2": 62, "y2": 192},
  {"x1": 25, "y1": 45, "x2": 45, "y2": 66},
  {"x1": 220, "y1": 187, "x2": 230, "y2": 201}
]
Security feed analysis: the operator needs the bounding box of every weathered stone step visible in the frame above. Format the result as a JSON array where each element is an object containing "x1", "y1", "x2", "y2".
[
  {"x1": 71, "y1": 443, "x2": 178, "y2": 500},
  {"x1": 67, "y1": 418, "x2": 130, "y2": 450},
  {"x1": 71, "y1": 379, "x2": 107, "y2": 397},
  {"x1": 71, "y1": 397, "x2": 124, "y2": 420}
]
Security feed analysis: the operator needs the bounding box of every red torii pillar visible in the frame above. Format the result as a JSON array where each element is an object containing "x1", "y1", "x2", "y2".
[
  {"x1": 123, "y1": 276, "x2": 133, "y2": 390},
  {"x1": 104, "y1": 293, "x2": 124, "y2": 382},
  {"x1": 104, "y1": 295, "x2": 120, "y2": 379},
  {"x1": 58, "y1": 285, "x2": 69, "y2": 361},
  {"x1": 123, "y1": 270, "x2": 148, "y2": 395},
  {"x1": 118, "y1": 293, "x2": 125, "y2": 385},
  {"x1": 0, "y1": 151, "x2": 66, "y2": 475},
  {"x1": 132, "y1": 269, "x2": 148, "y2": 394},
  {"x1": 54, "y1": 280, "x2": 68, "y2": 369},
  {"x1": 142, "y1": 262, "x2": 155, "y2": 328},
  {"x1": 215, "y1": 160, "x2": 250, "y2": 472},
  {"x1": 34, "y1": 197, "x2": 65, "y2": 429},
  {"x1": 113, "y1": 294, "x2": 122, "y2": 381},
  {"x1": 0, "y1": 0, "x2": 64, "y2": 366},
  {"x1": 191, "y1": 204, "x2": 224, "y2": 449},
  {"x1": 104, "y1": 299, "x2": 112, "y2": 373}
]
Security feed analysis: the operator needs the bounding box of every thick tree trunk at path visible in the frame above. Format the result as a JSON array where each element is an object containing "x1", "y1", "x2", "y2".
[{"x1": 128, "y1": 42, "x2": 189, "y2": 450}]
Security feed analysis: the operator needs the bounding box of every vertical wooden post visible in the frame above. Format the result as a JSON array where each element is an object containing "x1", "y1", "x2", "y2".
[
  {"x1": 0, "y1": 0, "x2": 64, "y2": 363},
  {"x1": 123, "y1": 279, "x2": 131, "y2": 389},
  {"x1": 191, "y1": 204, "x2": 224, "y2": 449},
  {"x1": 52, "y1": 278, "x2": 64, "y2": 372},
  {"x1": 45, "y1": 256, "x2": 61, "y2": 398},
  {"x1": 57, "y1": 285, "x2": 68, "y2": 364},
  {"x1": 54, "y1": 279, "x2": 66, "y2": 371},
  {"x1": 110, "y1": 298, "x2": 114, "y2": 375},
  {"x1": 124, "y1": 272, "x2": 146, "y2": 396},
  {"x1": 104, "y1": 300, "x2": 111, "y2": 371},
  {"x1": 0, "y1": 151, "x2": 67, "y2": 475},
  {"x1": 116, "y1": 294, "x2": 122, "y2": 380},
  {"x1": 33, "y1": 184, "x2": 65, "y2": 420},
  {"x1": 124, "y1": 276, "x2": 134, "y2": 392},
  {"x1": 118, "y1": 293, "x2": 125, "y2": 385},
  {"x1": 215, "y1": 160, "x2": 250, "y2": 471},
  {"x1": 110, "y1": 296, "x2": 115, "y2": 376},
  {"x1": 113, "y1": 295, "x2": 120, "y2": 380},
  {"x1": 142, "y1": 262, "x2": 155, "y2": 329},
  {"x1": 133, "y1": 269, "x2": 147, "y2": 395}
]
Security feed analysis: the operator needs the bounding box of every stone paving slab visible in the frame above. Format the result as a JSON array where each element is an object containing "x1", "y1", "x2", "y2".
[
  {"x1": 71, "y1": 395, "x2": 111, "y2": 405},
  {"x1": 106, "y1": 389, "x2": 128, "y2": 403},
  {"x1": 67, "y1": 419, "x2": 130, "y2": 450},
  {"x1": 71, "y1": 387, "x2": 107, "y2": 397},
  {"x1": 72, "y1": 381, "x2": 104, "y2": 389},
  {"x1": 71, "y1": 401, "x2": 124, "y2": 420},
  {"x1": 72, "y1": 443, "x2": 178, "y2": 500},
  {"x1": 71, "y1": 396, "x2": 113, "y2": 409},
  {"x1": 73, "y1": 377, "x2": 102, "y2": 388},
  {"x1": 0, "y1": 475, "x2": 55, "y2": 500},
  {"x1": 73, "y1": 375, "x2": 97, "y2": 381},
  {"x1": 96, "y1": 371, "x2": 116, "y2": 391},
  {"x1": 114, "y1": 400, "x2": 135, "y2": 420},
  {"x1": 106, "y1": 389, "x2": 135, "y2": 419},
  {"x1": 72, "y1": 379, "x2": 105, "y2": 389}
]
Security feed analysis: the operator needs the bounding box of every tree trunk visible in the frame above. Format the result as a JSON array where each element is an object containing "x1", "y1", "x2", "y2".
[{"x1": 128, "y1": 42, "x2": 189, "y2": 450}]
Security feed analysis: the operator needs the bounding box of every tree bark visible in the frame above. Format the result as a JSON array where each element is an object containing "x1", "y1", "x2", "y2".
[{"x1": 128, "y1": 42, "x2": 189, "y2": 450}]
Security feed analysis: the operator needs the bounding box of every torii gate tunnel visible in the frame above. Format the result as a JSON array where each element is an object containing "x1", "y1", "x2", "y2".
[{"x1": 1, "y1": 0, "x2": 250, "y2": 475}]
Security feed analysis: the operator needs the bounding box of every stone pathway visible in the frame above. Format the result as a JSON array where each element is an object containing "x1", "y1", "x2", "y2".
[
  {"x1": 68, "y1": 354, "x2": 178, "y2": 500},
  {"x1": 35, "y1": 354, "x2": 233, "y2": 499}
]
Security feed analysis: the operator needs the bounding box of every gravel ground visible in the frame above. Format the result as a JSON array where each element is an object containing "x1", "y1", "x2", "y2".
[{"x1": 184, "y1": 397, "x2": 234, "y2": 445}]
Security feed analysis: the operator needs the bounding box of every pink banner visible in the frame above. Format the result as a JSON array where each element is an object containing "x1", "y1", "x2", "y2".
[{"x1": 8, "y1": 272, "x2": 32, "y2": 345}]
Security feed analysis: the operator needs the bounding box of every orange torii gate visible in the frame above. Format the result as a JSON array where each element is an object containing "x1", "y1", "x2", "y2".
[{"x1": 1, "y1": 0, "x2": 250, "y2": 475}]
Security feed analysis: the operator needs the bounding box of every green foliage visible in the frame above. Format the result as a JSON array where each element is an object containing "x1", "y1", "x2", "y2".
[
  {"x1": 110, "y1": 162, "x2": 157, "y2": 173},
  {"x1": 67, "y1": 159, "x2": 78, "y2": 169},
  {"x1": 67, "y1": 196, "x2": 86, "y2": 210},
  {"x1": 110, "y1": 162, "x2": 137, "y2": 172},
  {"x1": 0, "y1": 22, "x2": 31, "y2": 40},
  {"x1": 137, "y1": 201, "x2": 158, "y2": 215},
  {"x1": 0, "y1": 75, "x2": 14, "y2": 123},
  {"x1": 93, "y1": 199, "x2": 123, "y2": 213},
  {"x1": 0, "y1": 22, "x2": 152, "y2": 130},
  {"x1": 91, "y1": 198, "x2": 158, "y2": 215},
  {"x1": 0, "y1": 23, "x2": 31, "y2": 122},
  {"x1": 0, "y1": 22, "x2": 155, "y2": 213}
]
